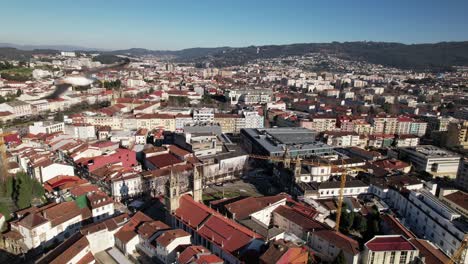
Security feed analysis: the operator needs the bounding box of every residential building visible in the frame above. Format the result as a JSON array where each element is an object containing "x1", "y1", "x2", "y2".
[
  {"x1": 363, "y1": 235, "x2": 419, "y2": 264},
  {"x1": 446, "y1": 120, "x2": 468, "y2": 150},
  {"x1": 396, "y1": 145, "x2": 461, "y2": 178},
  {"x1": 29, "y1": 121, "x2": 65, "y2": 135}
]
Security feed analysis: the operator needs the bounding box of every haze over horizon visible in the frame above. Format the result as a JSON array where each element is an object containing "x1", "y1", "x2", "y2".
[{"x1": 1, "y1": 0, "x2": 468, "y2": 50}]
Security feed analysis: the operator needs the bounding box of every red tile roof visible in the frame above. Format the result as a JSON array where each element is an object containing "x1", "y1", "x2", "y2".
[
  {"x1": 444, "y1": 191, "x2": 468, "y2": 211},
  {"x1": 366, "y1": 235, "x2": 416, "y2": 252},
  {"x1": 178, "y1": 245, "x2": 222, "y2": 264},
  {"x1": 174, "y1": 195, "x2": 261, "y2": 254},
  {"x1": 225, "y1": 195, "x2": 287, "y2": 220},
  {"x1": 156, "y1": 229, "x2": 190, "y2": 248},
  {"x1": 114, "y1": 211, "x2": 152, "y2": 244},
  {"x1": 146, "y1": 153, "x2": 183, "y2": 168},
  {"x1": 409, "y1": 238, "x2": 450, "y2": 264}
]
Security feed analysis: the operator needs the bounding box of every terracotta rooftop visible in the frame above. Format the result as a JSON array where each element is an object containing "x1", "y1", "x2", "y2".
[
  {"x1": 146, "y1": 153, "x2": 183, "y2": 168},
  {"x1": 174, "y1": 195, "x2": 262, "y2": 254},
  {"x1": 225, "y1": 195, "x2": 287, "y2": 220},
  {"x1": 444, "y1": 191, "x2": 468, "y2": 211},
  {"x1": 366, "y1": 235, "x2": 416, "y2": 252},
  {"x1": 178, "y1": 245, "x2": 223, "y2": 264},
  {"x1": 156, "y1": 229, "x2": 190, "y2": 248},
  {"x1": 409, "y1": 238, "x2": 450, "y2": 264}
]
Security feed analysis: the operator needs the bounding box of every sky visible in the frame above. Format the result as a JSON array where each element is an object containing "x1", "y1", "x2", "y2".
[{"x1": 1, "y1": 0, "x2": 468, "y2": 50}]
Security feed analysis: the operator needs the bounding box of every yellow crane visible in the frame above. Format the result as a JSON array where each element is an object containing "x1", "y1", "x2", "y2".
[
  {"x1": 447, "y1": 234, "x2": 467, "y2": 264},
  {"x1": 248, "y1": 153, "x2": 364, "y2": 232}
]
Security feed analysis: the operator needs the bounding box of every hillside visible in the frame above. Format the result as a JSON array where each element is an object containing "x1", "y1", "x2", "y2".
[{"x1": 2, "y1": 41, "x2": 468, "y2": 71}]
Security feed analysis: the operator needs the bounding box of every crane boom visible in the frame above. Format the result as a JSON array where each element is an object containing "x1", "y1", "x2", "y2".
[
  {"x1": 447, "y1": 235, "x2": 467, "y2": 264},
  {"x1": 248, "y1": 153, "x2": 364, "y2": 232}
]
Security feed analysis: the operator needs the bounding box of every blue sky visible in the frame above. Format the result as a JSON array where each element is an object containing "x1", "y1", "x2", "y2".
[{"x1": 1, "y1": 0, "x2": 467, "y2": 50}]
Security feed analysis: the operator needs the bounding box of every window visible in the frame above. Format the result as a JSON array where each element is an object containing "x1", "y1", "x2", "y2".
[
  {"x1": 400, "y1": 251, "x2": 407, "y2": 263},
  {"x1": 390, "y1": 252, "x2": 396, "y2": 263}
]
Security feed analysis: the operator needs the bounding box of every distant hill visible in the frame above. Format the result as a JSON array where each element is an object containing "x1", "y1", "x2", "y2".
[
  {"x1": 1, "y1": 41, "x2": 468, "y2": 71},
  {"x1": 0, "y1": 43, "x2": 102, "y2": 51},
  {"x1": 106, "y1": 41, "x2": 468, "y2": 71}
]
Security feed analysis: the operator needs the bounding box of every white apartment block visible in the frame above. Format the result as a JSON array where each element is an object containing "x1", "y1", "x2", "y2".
[
  {"x1": 363, "y1": 235, "x2": 419, "y2": 264},
  {"x1": 29, "y1": 121, "x2": 65, "y2": 135},
  {"x1": 398, "y1": 145, "x2": 461, "y2": 178},
  {"x1": 193, "y1": 108, "x2": 214, "y2": 123},
  {"x1": 377, "y1": 188, "x2": 467, "y2": 261},
  {"x1": 0, "y1": 100, "x2": 32, "y2": 117}
]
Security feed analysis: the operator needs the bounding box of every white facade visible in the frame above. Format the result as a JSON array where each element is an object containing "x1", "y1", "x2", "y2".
[
  {"x1": 377, "y1": 188, "x2": 467, "y2": 261},
  {"x1": 243, "y1": 111, "x2": 264, "y2": 129},
  {"x1": 193, "y1": 108, "x2": 214, "y2": 123},
  {"x1": 29, "y1": 121, "x2": 65, "y2": 134},
  {"x1": 317, "y1": 183, "x2": 368, "y2": 199},
  {"x1": 399, "y1": 146, "x2": 461, "y2": 178},
  {"x1": 66, "y1": 125, "x2": 96, "y2": 140},
  {"x1": 156, "y1": 232, "x2": 191, "y2": 264},
  {"x1": 39, "y1": 163, "x2": 75, "y2": 183},
  {"x1": 363, "y1": 236, "x2": 419, "y2": 264}
]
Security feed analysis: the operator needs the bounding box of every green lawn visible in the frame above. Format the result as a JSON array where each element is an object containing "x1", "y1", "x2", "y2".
[{"x1": 0, "y1": 67, "x2": 33, "y2": 81}]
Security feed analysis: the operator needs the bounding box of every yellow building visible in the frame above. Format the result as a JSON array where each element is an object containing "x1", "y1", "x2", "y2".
[
  {"x1": 446, "y1": 121, "x2": 468, "y2": 150},
  {"x1": 136, "y1": 114, "x2": 176, "y2": 131},
  {"x1": 214, "y1": 114, "x2": 239, "y2": 134}
]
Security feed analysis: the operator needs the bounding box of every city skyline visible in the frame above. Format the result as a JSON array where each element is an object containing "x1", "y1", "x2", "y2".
[{"x1": 2, "y1": 0, "x2": 468, "y2": 50}]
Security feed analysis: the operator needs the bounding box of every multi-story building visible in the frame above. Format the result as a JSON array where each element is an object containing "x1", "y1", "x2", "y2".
[
  {"x1": 241, "y1": 127, "x2": 334, "y2": 158},
  {"x1": 322, "y1": 131, "x2": 367, "y2": 148},
  {"x1": 421, "y1": 116, "x2": 457, "y2": 134},
  {"x1": 446, "y1": 121, "x2": 468, "y2": 150},
  {"x1": 226, "y1": 89, "x2": 272, "y2": 105},
  {"x1": 193, "y1": 108, "x2": 214, "y2": 123},
  {"x1": 402, "y1": 190, "x2": 467, "y2": 260},
  {"x1": 136, "y1": 114, "x2": 176, "y2": 131},
  {"x1": 370, "y1": 115, "x2": 398, "y2": 135},
  {"x1": 29, "y1": 121, "x2": 65, "y2": 135},
  {"x1": 11, "y1": 201, "x2": 89, "y2": 249},
  {"x1": 397, "y1": 117, "x2": 413, "y2": 135},
  {"x1": 457, "y1": 158, "x2": 468, "y2": 191},
  {"x1": 243, "y1": 111, "x2": 264, "y2": 129},
  {"x1": 65, "y1": 124, "x2": 96, "y2": 140},
  {"x1": 214, "y1": 113, "x2": 239, "y2": 134},
  {"x1": 0, "y1": 100, "x2": 32, "y2": 117},
  {"x1": 394, "y1": 135, "x2": 420, "y2": 147},
  {"x1": 409, "y1": 121, "x2": 427, "y2": 137},
  {"x1": 396, "y1": 145, "x2": 461, "y2": 178},
  {"x1": 300, "y1": 117, "x2": 336, "y2": 132},
  {"x1": 363, "y1": 235, "x2": 419, "y2": 264}
]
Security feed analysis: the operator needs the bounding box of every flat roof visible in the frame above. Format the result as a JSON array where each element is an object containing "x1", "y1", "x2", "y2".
[
  {"x1": 402, "y1": 145, "x2": 460, "y2": 158},
  {"x1": 242, "y1": 128, "x2": 333, "y2": 155}
]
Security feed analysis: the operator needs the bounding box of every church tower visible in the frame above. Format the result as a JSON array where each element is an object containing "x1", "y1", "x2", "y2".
[
  {"x1": 193, "y1": 165, "x2": 203, "y2": 203},
  {"x1": 165, "y1": 168, "x2": 180, "y2": 212}
]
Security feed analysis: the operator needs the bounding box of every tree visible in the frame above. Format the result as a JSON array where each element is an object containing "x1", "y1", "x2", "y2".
[
  {"x1": 340, "y1": 210, "x2": 355, "y2": 232},
  {"x1": 15, "y1": 173, "x2": 33, "y2": 209},
  {"x1": 353, "y1": 214, "x2": 367, "y2": 233},
  {"x1": 148, "y1": 87, "x2": 155, "y2": 94},
  {"x1": 0, "y1": 202, "x2": 11, "y2": 222},
  {"x1": 54, "y1": 111, "x2": 64, "y2": 122},
  {"x1": 332, "y1": 250, "x2": 347, "y2": 264},
  {"x1": 16, "y1": 89, "x2": 22, "y2": 97}
]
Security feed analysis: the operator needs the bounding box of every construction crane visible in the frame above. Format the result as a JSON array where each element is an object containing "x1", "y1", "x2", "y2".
[
  {"x1": 447, "y1": 234, "x2": 467, "y2": 264},
  {"x1": 248, "y1": 152, "x2": 365, "y2": 232}
]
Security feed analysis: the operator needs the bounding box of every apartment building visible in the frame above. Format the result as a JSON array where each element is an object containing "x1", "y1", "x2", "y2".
[
  {"x1": 363, "y1": 235, "x2": 419, "y2": 264},
  {"x1": 396, "y1": 145, "x2": 461, "y2": 178},
  {"x1": 29, "y1": 121, "x2": 65, "y2": 135}
]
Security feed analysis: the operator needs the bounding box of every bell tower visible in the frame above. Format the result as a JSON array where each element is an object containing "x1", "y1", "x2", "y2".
[
  {"x1": 193, "y1": 165, "x2": 203, "y2": 203},
  {"x1": 165, "y1": 168, "x2": 180, "y2": 212}
]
